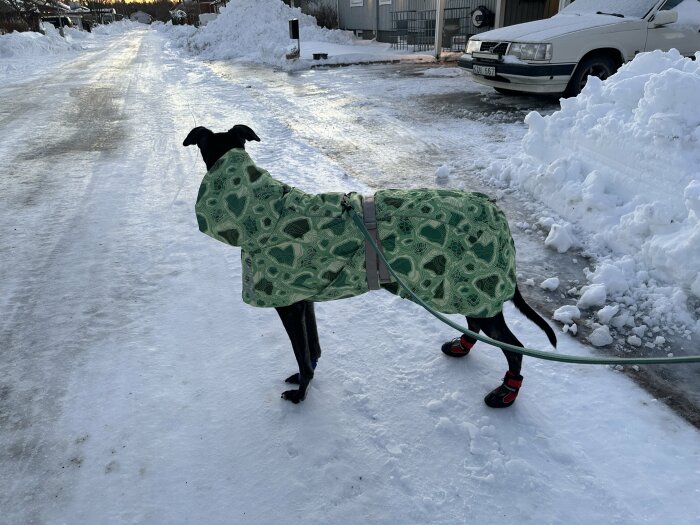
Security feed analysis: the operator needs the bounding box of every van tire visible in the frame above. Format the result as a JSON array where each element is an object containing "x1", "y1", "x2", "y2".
[{"x1": 564, "y1": 55, "x2": 616, "y2": 97}]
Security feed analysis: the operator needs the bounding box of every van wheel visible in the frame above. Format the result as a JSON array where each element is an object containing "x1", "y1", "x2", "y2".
[{"x1": 564, "y1": 55, "x2": 616, "y2": 97}]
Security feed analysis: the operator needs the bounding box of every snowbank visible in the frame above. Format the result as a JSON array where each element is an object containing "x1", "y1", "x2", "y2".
[
  {"x1": 195, "y1": 0, "x2": 353, "y2": 58},
  {"x1": 157, "y1": 0, "x2": 434, "y2": 69},
  {"x1": 0, "y1": 20, "x2": 138, "y2": 59},
  {"x1": 91, "y1": 19, "x2": 141, "y2": 36},
  {"x1": 0, "y1": 24, "x2": 86, "y2": 58},
  {"x1": 152, "y1": 21, "x2": 197, "y2": 51},
  {"x1": 157, "y1": 0, "x2": 352, "y2": 68},
  {"x1": 0, "y1": 21, "x2": 141, "y2": 82},
  {"x1": 492, "y1": 49, "x2": 700, "y2": 339}
]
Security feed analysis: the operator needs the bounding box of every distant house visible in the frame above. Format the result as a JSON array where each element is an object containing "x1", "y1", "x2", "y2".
[{"x1": 130, "y1": 10, "x2": 153, "y2": 24}]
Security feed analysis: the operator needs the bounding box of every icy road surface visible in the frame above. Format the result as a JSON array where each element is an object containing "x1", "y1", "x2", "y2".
[{"x1": 1, "y1": 28, "x2": 698, "y2": 524}]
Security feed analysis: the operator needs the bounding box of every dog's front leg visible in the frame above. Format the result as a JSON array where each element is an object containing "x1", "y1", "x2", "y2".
[
  {"x1": 276, "y1": 301, "x2": 315, "y2": 403},
  {"x1": 282, "y1": 301, "x2": 321, "y2": 386}
]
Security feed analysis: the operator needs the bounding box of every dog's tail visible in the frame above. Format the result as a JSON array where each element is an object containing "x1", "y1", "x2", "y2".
[{"x1": 512, "y1": 285, "x2": 557, "y2": 348}]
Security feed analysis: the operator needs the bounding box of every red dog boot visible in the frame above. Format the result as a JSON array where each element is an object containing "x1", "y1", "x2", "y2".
[
  {"x1": 441, "y1": 334, "x2": 476, "y2": 358},
  {"x1": 484, "y1": 371, "x2": 523, "y2": 408}
]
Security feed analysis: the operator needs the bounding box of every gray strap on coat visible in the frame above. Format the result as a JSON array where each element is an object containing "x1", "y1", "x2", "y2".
[{"x1": 362, "y1": 195, "x2": 391, "y2": 290}]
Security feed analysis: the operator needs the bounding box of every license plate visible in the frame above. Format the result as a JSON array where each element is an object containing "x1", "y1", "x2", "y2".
[{"x1": 473, "y1": 64, "x2": 496, "y2": 76}]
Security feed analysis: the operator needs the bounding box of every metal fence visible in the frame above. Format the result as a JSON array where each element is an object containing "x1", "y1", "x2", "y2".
[
  {"x1": 391, "y1": 7, "x2": 435, "y2": 51},
  {"x1": 386, "y1": 0, "x2": 498, "y2": 51}
]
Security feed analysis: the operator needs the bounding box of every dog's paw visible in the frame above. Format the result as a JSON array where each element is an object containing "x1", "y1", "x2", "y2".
[
  {"x1": 281, "y1": 389, "x2": 306, "y2": 404},
  {"x1": 285, "y1": 373, "x2": 301, "y2": 385},
  {"x1": 484, "y1": 371, "x2": 523, "y2": 408}
]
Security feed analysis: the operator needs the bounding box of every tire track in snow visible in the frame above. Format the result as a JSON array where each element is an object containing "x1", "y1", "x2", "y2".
[{"x1": 207, "y1": 63, "x2": 456, "y2": 190}]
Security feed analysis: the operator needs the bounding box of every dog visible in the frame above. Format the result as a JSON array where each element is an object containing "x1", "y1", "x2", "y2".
[{"x1": 184, "y1": 125, "x2": 557, "y2": 407}]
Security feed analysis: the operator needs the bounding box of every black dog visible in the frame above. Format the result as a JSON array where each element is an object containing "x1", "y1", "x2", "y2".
[{"x1": 184, "y1": 125, "x2": 556, "y2": 407}]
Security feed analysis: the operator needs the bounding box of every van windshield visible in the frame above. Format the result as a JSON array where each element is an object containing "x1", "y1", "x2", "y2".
[{"x1": 560, "y1": 0, "x2": 660, "y2": 18}]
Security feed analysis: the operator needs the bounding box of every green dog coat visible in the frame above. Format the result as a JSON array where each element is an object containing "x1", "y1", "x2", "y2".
[{"x1": 195, "y1": 149, "x2": 517, "y2": 318}]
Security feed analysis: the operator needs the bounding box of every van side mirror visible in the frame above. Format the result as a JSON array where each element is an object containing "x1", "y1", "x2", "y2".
[{"x1": 651, "y1": 10, "x2": 678, "y2": 27}]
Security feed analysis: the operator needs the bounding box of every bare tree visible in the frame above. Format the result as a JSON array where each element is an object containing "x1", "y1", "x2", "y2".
[
  {"x1": 1, "y1": 0, "x2": 49, "y2": 31},
  {"x1": 306, "y1": 0, "x2": 338, "y2": 29},
  {"x1": 281, "y1": 0, "x2": 339, "y2": 29}
]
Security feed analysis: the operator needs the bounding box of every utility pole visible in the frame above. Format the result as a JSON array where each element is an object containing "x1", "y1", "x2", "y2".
[
  {"x1": 434, "y1": 0, "x2": 446, "y2": 59},
  {"x1": 57, "y1": 1, "x2": 65, "y2": 37},
  {"x1": 374, "y1": 0, "x2": 379, "y2": 40}
]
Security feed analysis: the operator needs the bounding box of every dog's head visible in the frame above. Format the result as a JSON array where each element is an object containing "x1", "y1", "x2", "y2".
[{"x1": 183, "y1": 125, "x2": 261, "y2": 170}]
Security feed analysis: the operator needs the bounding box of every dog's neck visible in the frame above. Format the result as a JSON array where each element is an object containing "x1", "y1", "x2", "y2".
[{"x1": 196, "y1": 148, "x2": 289, "y2": 249}]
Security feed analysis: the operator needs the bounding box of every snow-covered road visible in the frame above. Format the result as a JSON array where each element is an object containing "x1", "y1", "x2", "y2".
[
  {"x1": 1, "y1": 29, "x2": 196, "y2": 521},
  {"x1": 1, "y1": 27, "x2": 699, "y2": 524}
]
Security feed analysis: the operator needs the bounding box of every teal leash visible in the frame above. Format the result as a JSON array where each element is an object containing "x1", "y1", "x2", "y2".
[{"x1": 343, "y1": 202, "x2": 700, "y2": 366}]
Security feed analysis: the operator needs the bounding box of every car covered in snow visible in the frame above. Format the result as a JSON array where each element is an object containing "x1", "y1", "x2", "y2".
[{"x1": 458, "y1": 0, "x2": 700, "y2": 96}]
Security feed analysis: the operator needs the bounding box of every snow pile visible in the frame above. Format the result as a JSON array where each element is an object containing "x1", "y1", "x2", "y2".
[
  {"x1": 153, "y1": 21, "x2": 197, "y2": 50},
  {"x1": 434, "y1": 164, "x2": 451, "y2": 184},
  {"x1": 0, "y1": 21, "x2": 144, "y2": 82},
  {"x1": 91, "y1": 19, "x2": 141, "y2": 36},
  {"x1": 589, "y1": 325, "x2": 613, "y2": 347},
  {"x1": 156, "y1": 0, "x2": 443, "y2": 68},
  {"x1": 540, "y1": 277, "x2": 560, "y2": 291},
  {"x1": 0, "y1": 20, "x2": 138, "y2": 59},
  {"x1": 491, "y1": 49, "x2": 700, "y2": 339},
  {"x1": 162, "y1": 0, "x2": 355, "y2": 67},
  {"x1": 0, "y1": 24, "x2": 87, "y2": 58}
]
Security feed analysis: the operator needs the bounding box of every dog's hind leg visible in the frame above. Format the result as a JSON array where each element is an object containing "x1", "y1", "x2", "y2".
[
  {"x1": 276, "y1": 301, "x2": 316, "y2": 403},
  {"x1": 471, "y1": 313, "x2": 525, "y2": 408}
]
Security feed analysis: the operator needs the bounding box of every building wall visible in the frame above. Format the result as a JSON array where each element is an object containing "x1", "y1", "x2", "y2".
[
  {"x1": 503, "y1": 0, "x2": 548, "y2": 27},
  {"x1": 337, "y1": 0, "x2": 560, "y2": 40},
  {"x1": 338, "y1": 0, "x2": 500, "y2": 42},
  {"x1": 337, "y1": 0, "x2": 378, "y2": 36}
]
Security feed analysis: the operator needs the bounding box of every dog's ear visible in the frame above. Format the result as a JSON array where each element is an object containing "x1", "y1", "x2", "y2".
[
  {"x1": 183, "y1": 126, "x2": 212, "y2": 147},
  {"x1": 228, "y1": 125, "x2": 261, "y2": 143}
]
